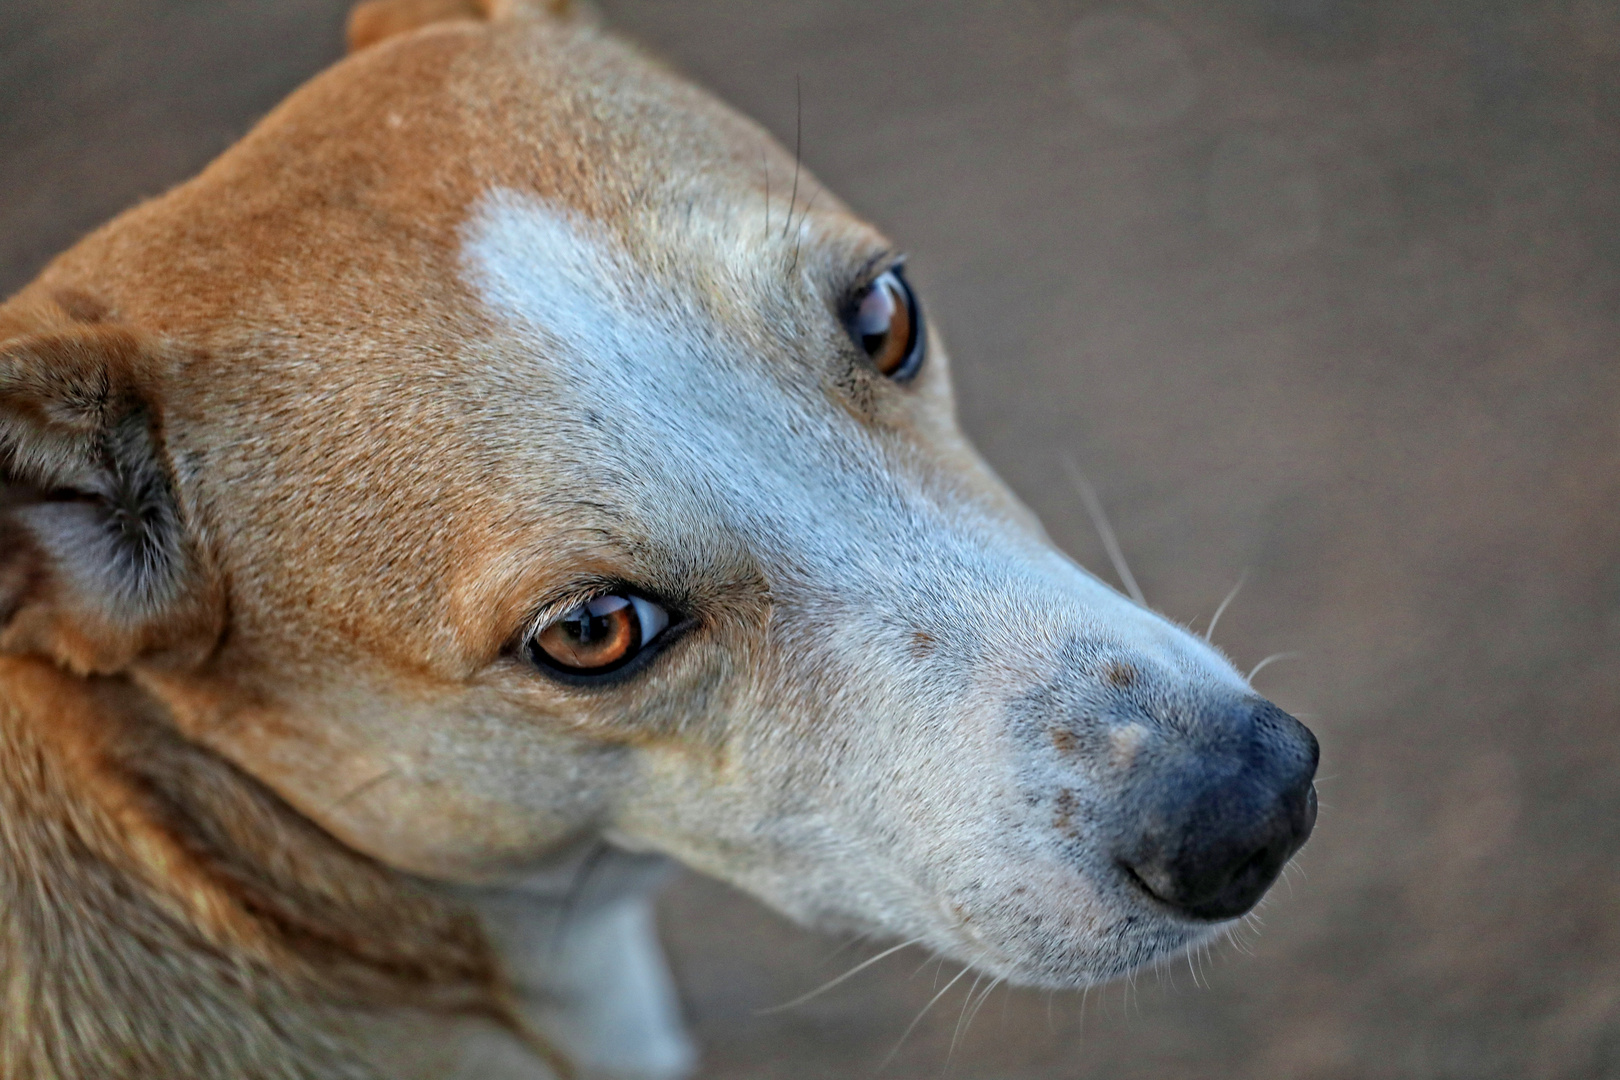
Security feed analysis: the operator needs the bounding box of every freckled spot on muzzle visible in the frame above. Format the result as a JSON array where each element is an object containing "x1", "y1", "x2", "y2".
[
  {"x1": 1009, "y1": 644, "x2": 1320, "y2": 924},
  {"x1": 1050, "y1": 726, "x2": 1082, "y2": 756},
  {"x1": 1103, "y1": 661, "x2": 1137, "y2": 688},
  {"x1": 910, "y1": 630, "x2": 937, "y2": 659}
]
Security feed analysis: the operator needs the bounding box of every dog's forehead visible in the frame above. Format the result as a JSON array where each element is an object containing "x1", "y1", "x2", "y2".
[
  {"x1": 27, "y1": 16, "x2": 983, "y2": 668},
  {"x1": 443, "y1": 18, "x2": 860, "y2": 248},
  {"x1": 458, "y1": 185, "x2": 944, "y2": 583}
]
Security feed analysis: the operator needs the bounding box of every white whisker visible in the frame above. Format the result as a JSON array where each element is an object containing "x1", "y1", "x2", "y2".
[
  {"x1": 878, "y1": 963, "x2": 974, "y2": 1073},
  {"x1": 1247, "y1": 651, "x2": 1302, "y2": 681},
  {"x1": 1061, "y1": 453, "x2": 1146, "y2": 607},
  {"x1": 755, "y1": 937, "x2": 923, "y2": 1015},
  {"x1": 948, "y1": 972, "x2": 986, "y2": 1062},
  {"x1": 948, "y1": 975, "x2": 1004, "y2": 1070},
  {"x1": 1206, "y1": 571, "x2": 1247, "y2": 642},
  {"x1": 966, "y1": 976, "x2": 1003, "y2": 1036},
  {"x1": 817, "y1": 932, "x2": 871, "y2": 969}
]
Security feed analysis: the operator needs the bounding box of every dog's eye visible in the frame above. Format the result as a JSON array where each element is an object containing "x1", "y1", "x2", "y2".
[
  {"x1": 528, "y1": 593, "x2": 670, "y2": 678},
  {"x1": 850, "y1": 268, "x2": 924, "y2": 380}
]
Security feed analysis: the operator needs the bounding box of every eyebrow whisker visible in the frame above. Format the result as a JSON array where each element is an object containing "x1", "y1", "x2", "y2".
[{"x1": 1061, "y1": 453, "x2": 1146, "y2": 607}]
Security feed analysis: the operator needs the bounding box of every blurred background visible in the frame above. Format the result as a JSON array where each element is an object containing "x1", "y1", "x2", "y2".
[{"x1": 5, "y1": 1, "x2": 1619, "y2": 1076}]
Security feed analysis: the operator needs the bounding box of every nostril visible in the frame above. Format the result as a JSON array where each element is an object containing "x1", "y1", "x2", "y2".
[
  {"x1": 1231, "y1": 845, "x2": 1272, "y2": 886},
  {"x1": 1119, "y1": 821, "x2": 1299, "y2": 921},
  {"x1": 1117, "y1": 859, "x2": 1165, "y2": 904}
]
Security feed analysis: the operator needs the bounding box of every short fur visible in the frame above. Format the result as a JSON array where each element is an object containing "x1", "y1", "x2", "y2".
[{"x1": 0, "y1": 2, "x2": 1312, "y2": 1077}]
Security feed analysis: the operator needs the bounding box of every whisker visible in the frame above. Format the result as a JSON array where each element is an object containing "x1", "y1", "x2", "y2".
[
  {"x1": 788, "y1": 186, "x2": 821, "y2": 280},
  {"x1": 550, "y1": 840, "x2": 610, "y2": 959},
  {"x1": 326, "y1": 767, "x2": 400, "y2": 813},
  {"x1": 950, "y1": 975, "x2": 1003, "y2": 1069},
  {"x1": 784, "y1": 75, "x2": 802, "y2": 242},
  {"x1": 877, "y1": 963, "x2": 974, "y2": 1074},
  {"x1": 1060, "y1": 453, "x2": 1145, "y2": 606},
  {"x1": 761, "y1": 147, "x2": 770, "y2": 238},
  {"x1": 756, "y1": 938, "x2": 924, "y2": 1015},
  {"x1": 1247, "y1": 651, "x2": 1303, "y2": 681},
  {"x1": 818, "y1": 932, "x2": 871, "y2": 969},
  {"x1": 966, "y1": 976, "x2": 1003, "y2": 1035},
  {"x1": 1206, "y1": 571, "x2": 1247, "y2": 642},
  {"x1": 948, "y1": 972, "x2": 986, "y2": 1063}
]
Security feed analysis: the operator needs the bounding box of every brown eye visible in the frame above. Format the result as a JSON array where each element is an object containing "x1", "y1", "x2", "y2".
[
  {"x1": 528, "y1": 593, "x2": 671, "y2": 678},
  {"x1": 850, "y1": 268, "x2": 924, "y2": 380}
]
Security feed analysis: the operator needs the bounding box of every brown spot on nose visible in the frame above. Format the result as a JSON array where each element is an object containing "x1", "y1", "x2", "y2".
[
  {"x1": 910, "y1": 630, "x2": 937, "y2": 659},
  {"x1": 1104, "y1": 661, "x2": 1137, "y2": 688}
]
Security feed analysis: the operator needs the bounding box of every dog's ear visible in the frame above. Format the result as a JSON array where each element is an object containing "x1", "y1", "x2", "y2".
[
  {"x1": 0, "y1": 325, "x2": 218, "y2": 674},
  {"x1": 346, "y1": 0, "x2": 571, "y2": 53}
]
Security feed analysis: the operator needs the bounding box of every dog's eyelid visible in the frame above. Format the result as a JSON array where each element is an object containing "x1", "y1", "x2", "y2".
[
  {"x1": 843, "y1": 250, "x2": 907, "y2": 301},
  {"x1": 516, "y1": 581, "x2": 621, "y2": 645},
  {"x1": 513, "y1": 581, "x2": 686, "y2": 651}
]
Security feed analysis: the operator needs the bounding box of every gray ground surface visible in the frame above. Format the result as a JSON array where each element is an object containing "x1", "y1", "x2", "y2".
[{"x1": 5, "y1": 1, "x2": 1619, "y2": 1076}]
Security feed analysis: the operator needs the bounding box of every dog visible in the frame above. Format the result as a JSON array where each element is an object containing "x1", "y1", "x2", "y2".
[{"x1": 0, "y1": 1, "x2": 1319, "y2": 1076}]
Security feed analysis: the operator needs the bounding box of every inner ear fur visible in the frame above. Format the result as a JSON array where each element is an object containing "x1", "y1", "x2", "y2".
[
  {"x1": 0, "y1": 325, "x2": 218, "y2": 674},
  {"x1": 346, "y1": 0, "x2": 571, "y2": 53}
]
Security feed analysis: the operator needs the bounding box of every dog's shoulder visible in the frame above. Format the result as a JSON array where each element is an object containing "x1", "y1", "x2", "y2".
[
  {"x1": 0, "y1": 658, "x2": 343, "y2": 1076},
  {"x1": 0, "y1": 657, "x2": 545, "y2": 1079}
]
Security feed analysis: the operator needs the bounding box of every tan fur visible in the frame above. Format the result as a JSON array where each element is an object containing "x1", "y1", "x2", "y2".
[
  {"x1": 348, "y1": 0, "x2": 490, "y2": 53},
  {"x1": 0, "y1": 9, "x2": 676, "y2": 1076},
  {"x1": 0, "y1": 656, "x2": 547, "y2": 1078},
  {"x1": 0, "y1": 1, "x2": 1311, "y2": 1075}
]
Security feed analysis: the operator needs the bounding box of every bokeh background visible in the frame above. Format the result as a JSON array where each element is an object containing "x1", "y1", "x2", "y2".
[{"x1": 5, "y1": 1, "x2": 1619, "y2": 1076}]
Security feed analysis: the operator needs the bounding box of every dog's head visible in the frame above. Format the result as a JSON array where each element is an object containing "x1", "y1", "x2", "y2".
[{"x1": 0, "y1": 0, "x2": 1315, "y2": 987}]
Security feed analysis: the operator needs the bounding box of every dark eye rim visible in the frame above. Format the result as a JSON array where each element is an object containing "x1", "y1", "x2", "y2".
[
  {"x1": 519, "y1": 588, "x2": 694, "y2": 688},
  {"x1": 846, "y1": 263, "x2": 927, "y2": 383}
]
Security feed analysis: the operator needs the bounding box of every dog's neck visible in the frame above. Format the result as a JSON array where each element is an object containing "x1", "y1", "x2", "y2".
[{"x1": 0, "y1": 656, "x2": 581, "y2": 1079}]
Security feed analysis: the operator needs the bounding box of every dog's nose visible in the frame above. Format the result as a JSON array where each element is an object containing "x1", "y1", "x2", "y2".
[{"x1": 1117, "y1": 700, "x2": 1318, "y2": 921}]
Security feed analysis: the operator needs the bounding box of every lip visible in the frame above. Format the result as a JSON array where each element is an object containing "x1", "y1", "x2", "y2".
[{"x1": 931, "y1": 872, "x2": 1224, "y2": 988}]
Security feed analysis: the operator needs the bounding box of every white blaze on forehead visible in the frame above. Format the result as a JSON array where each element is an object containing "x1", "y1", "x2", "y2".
[
  {"x1": 463, "y1": 188, "x2": 857, "y2": 539},
  {"x1": 459, "y1": 188, "x2": 1240, "y2": 684},
  {"x1": 460, "y1": 186, "x2": 1003, "y2": 590}
]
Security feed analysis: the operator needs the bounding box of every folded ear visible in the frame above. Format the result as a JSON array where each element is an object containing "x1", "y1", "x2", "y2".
[
  {"x1": 0, "y1": 326, "x2": 218, "y2": 674},
  {"x1": 346, "y1": 0, "x2": 571, "y2": 53}
]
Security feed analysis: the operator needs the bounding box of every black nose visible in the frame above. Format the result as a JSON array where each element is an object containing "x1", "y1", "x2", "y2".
[{"x1": 1117, "y1": 700, "x2": 1318, "y2": 921}]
